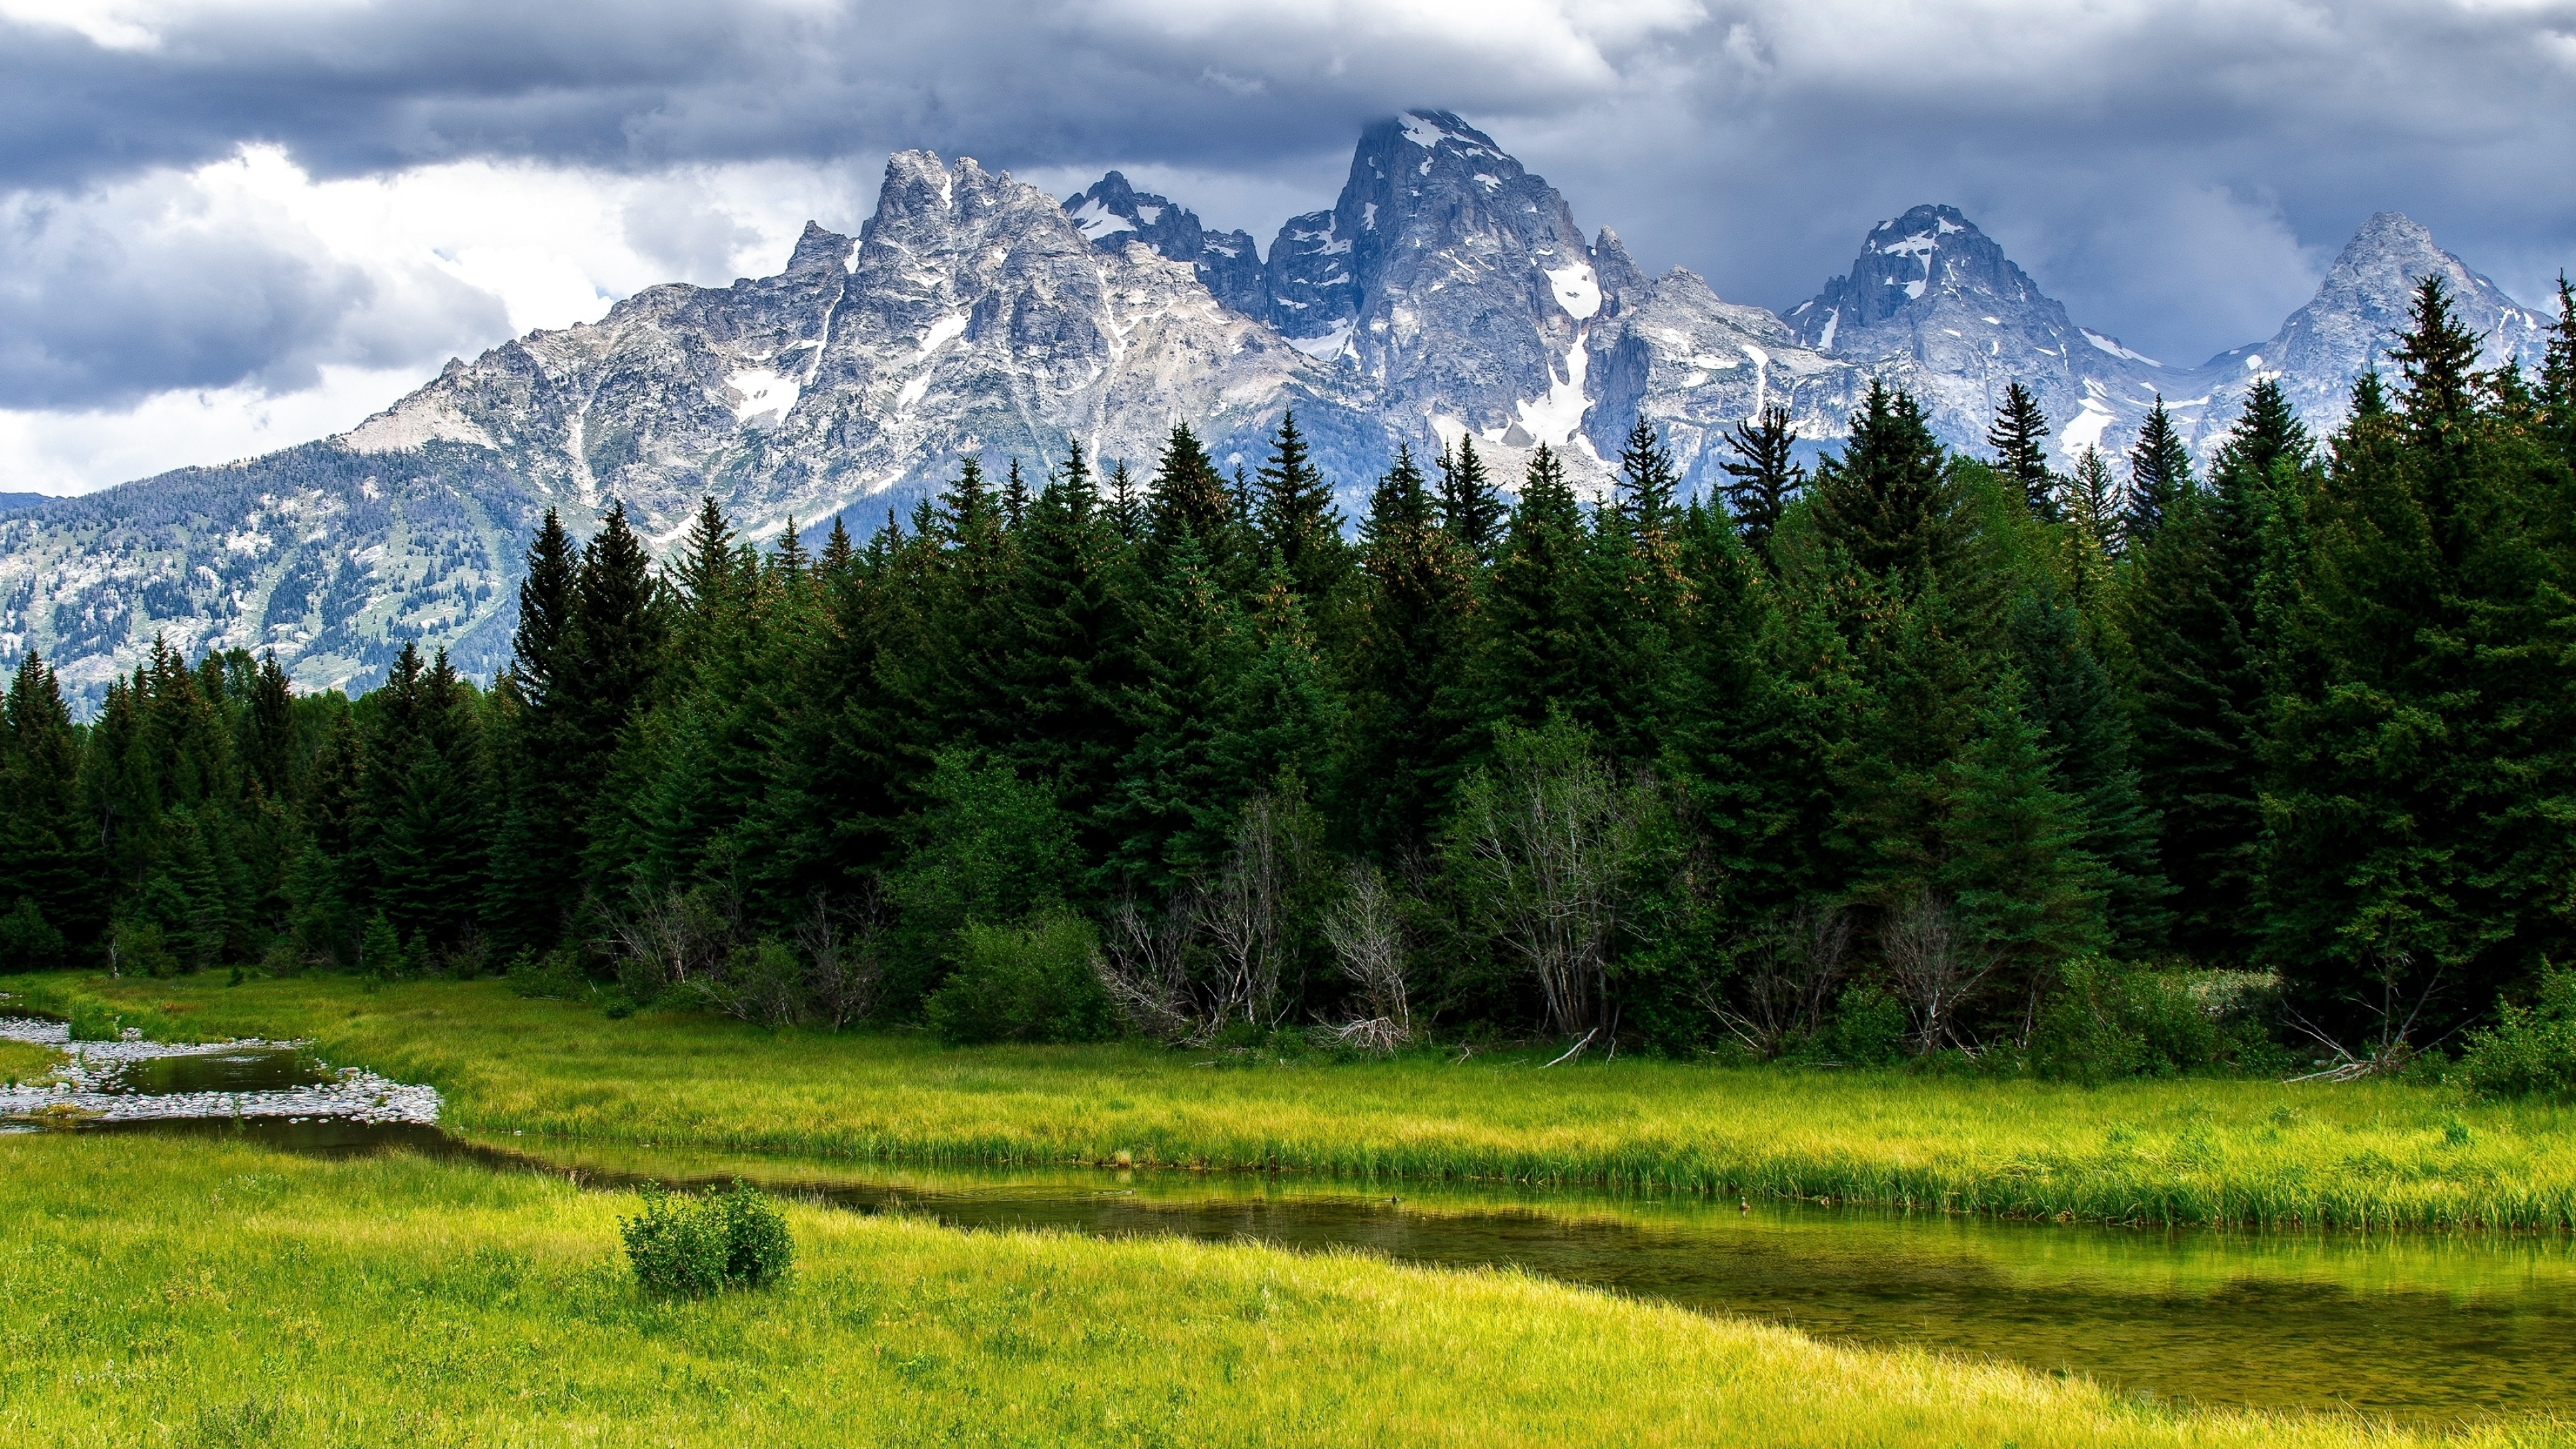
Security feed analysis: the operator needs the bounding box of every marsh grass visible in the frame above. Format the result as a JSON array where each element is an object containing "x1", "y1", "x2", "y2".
[
  {"x1": 1, "y1": 1132, "x2": 2561, "y2": 1449},
  {"x1": 24, "y1": 973, "x2": 2576, "y2": 1228},
  {"x1": 0, "y1": 1038, "x2": 59, "y2": 1085}
]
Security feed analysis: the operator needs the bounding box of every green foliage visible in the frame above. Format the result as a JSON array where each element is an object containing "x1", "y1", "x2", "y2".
[
  {"x1": 618, "y1": 1175, "x2": 795, "y2": 1298},
  {"x1": 924, "y1": 910, "x2": 1114, "y2": 1046},
  {"x1": 619, "y1": 1182, "x2": 724, "y2": 1299},
  {"x1": 886, "y1": 752, "x2": 1079, "y2": 1013},
  {"x1": 1821, "y1": 983, "x2": 1909, "y2": 1067},
  {"x1": 507, "y1": 945, "x2": 590, "y2": 1001},
  {"x1": 0, "y1": 897, "x2": 66, "y2": 972},
  {"x1": 2455, "y1": 967, "x2": 2576, "y2": 1100}
]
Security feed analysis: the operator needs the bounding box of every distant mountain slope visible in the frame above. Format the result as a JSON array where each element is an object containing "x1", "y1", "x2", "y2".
[{"x1": 0, "y1": 110, "x2": 2557, "y2": 706}]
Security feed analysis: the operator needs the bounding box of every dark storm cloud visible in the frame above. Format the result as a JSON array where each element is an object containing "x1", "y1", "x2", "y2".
[{"x1": 3, "y1": 0, "x2": 2569, "y2": 406}]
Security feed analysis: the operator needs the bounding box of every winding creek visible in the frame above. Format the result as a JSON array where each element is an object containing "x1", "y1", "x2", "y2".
[{"x1": 6, "y1": 1014, "x2": 2571, "y2": 1425}]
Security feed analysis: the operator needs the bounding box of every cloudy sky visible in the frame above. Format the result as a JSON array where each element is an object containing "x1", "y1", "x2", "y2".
[{"x1": 3, "y1": 0, "x2": 2570, "y2": 494}]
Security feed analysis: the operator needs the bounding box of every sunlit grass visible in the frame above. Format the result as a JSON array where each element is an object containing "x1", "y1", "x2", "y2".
[
  {"x1": 26, "y1": 973, "x2": 2576, "y2": 1229},
  {"x1": 2, "y1": 1132, "x2": 2558, "y2": 1449},
  {"x1": 0, "y1": 1038, "x2": 58, "y2": 1084}
]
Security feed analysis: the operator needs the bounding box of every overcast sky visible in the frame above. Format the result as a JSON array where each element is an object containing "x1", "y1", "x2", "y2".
[{"x1": 3, "y1": 0, "x2": 2570, "y2": 494}]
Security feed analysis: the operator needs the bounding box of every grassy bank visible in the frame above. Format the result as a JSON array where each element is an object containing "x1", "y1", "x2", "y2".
[
  {"x1": 2, "y1": 1131, "x2": 2561, "y2": 1448},
  {"x1": 19, "y1": 973, "x2": 2575, "y2": 1230},
  {"x1": 0, "y1": 1037, "x2": 57, "y2": 1083}
]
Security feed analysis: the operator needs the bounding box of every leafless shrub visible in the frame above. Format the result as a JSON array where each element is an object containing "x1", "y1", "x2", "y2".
[
  {"x1": 1203, "y1": 795, "x2": 1299, "y2": 1030},
  {"x1": 1452, "y1": 732, "x2": 1651, "y2": 1038},
  {"x1": 601, "y1": 883, "x2": 737, "y2": 995},
  {"x1": 1711, "y1": 904, "x2": 1851, "y2": 1057},
  {"x1": 797, "y1": 888, "x2": 885, "y2": 1030},
  {"x1": 1880, "y1": 890, "x2": 1994, "y2": 1053},
  {"x1": 1320, "y1": 861, "x2": 1412, "y2": 1053},
  {"x1": 1095, "y1": 887, "x2": 1209, "y2": 1044},
  {"x1": 2286, "y1": 950, "x2": 2445, "y2": 1081}
]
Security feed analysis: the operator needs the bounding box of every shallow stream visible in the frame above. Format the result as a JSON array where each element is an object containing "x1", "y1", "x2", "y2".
[{"x1": 5, "y1": 1013, "x2": 2569, "y2": 1424}]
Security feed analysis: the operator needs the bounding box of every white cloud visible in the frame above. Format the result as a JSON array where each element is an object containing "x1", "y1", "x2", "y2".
[{"x1": 0, "y1": 144, "x2": 882, "y2": 492}]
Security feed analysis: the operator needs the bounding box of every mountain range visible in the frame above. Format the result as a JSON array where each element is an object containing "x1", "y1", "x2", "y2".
[{"x1": 0, "y1": 110, "x2": 2555, "y2": 704}]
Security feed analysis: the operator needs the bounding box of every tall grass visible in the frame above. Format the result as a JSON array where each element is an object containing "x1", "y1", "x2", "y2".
[
  {"x1": 0, "y1": 1132, "x2": 2558, "y2": 1448},
  {"x1": 27, "y1": 972, "x2": 2576, "y2": 1229}
]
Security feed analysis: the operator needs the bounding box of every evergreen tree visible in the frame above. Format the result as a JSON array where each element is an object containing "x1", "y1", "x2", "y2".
[
  {"x1": 1002, "y1": 458, "x2": 1032, "y2": 531},
  {"x1": 994, "y1": 441, "x2": 1134, "y2": 859},
  {"x1": 1435, "y1": 436, "x2": 1505, "y2": 565},
  {"x1": 2007, "y1": 589, "x2": 2167, "y2": 953},
  {"x1": 1807, "y1": 381, "x2": 1964, "y2": 586},
  {"x1": 1475, "y1": 444, "x2": 1597, "y2": 735},
  {"x1": 1340, "y1": 445, "x2": 1474, "y2": 853},
  {"x1": 1106, "y1": 460, "x2": 1144, "y2": 545},
  {"x1": 1717, "y1": 405, "x2": 1805, "y2": 559},
  {"x1": 1148, "y1": 424, "x2": 1236, "y2": 557},
  {"x1": 2122, "y1": 398, "x2": 2193, "y2": 551},
  {"x1": 1, "y1": 651, "x2": 103, "y2": 950},
  {"x1": 1941, "y1": 675, "x2": 2111, "y2": 1022},
  {"x1": 1254, "y1": 412, "x2": 1347, "y2": 602},
  {"x1": 1986, "y1": 382, "x2": 2056, "y2": 521},
  {"x1": 2263, "y1": 277, "x2": 2576, "y2": 1038},
  {"x1": 2542, "y1": 276, "x2": 2576, "y2": 466}
]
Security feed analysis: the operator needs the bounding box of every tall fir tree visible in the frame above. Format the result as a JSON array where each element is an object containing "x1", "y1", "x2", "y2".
[
  {"x1": 1718, "y1": 405, "x2": 1805, "y2": 560},
  {"x1": 1339, "y1": 445, "x2": 1476, "y2": 854},
  {"x1": 2121, "y1": 398, "x2": 2193, "y2": 551},
  {"x1": 1807, "y1": 380, "x2": 1965, "y2": 586},
  {"x1": 1435, "y1": 436, "x2": 1506, "y2": 565},
  {"x1": 1254, "y1": 412, "x2": 1348, "y2": 603},
  {"x1": 1986, "y1": 382, "x2": 2057, "y2": 521}
]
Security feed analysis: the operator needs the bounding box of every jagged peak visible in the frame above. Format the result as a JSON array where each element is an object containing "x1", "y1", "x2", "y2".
[{"x1": 784, "y1": 219, "x2": 855, "y2": 273}]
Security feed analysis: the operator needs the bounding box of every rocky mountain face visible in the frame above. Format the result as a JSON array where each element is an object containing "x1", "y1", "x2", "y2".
[
  {"x1": 1787, "y1": 204, "x2": 2176, "y2": 468},
  {"x1": 0, "y1": 110, "x2": 2558, "y2": 706},
  {"x1": 2191, "y1": 211, "x2": 2553, "y2": 443},
  {"x1": 1063, "y1": 171, "x2": 1267, "y2": 318}
]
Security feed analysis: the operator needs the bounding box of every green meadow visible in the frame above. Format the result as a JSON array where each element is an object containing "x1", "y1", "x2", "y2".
[{"x1": 21, "y1": 971, "x2": 2576, "y2": 1229}]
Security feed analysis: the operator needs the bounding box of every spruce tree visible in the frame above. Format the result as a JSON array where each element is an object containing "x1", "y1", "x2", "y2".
[
  {"x1": 1717, "y1": 405, "x2": 1805, "y2": 559},
  {"x1": 2263, "y1": 277, "x2": 2576, "y2": 1038},
  {"x1": 1340, "y1": 445, "x2": 1475, "y2": 853},
  {"x1": 1, "y1": 651, "x2": 103, "y2": 949},
  {"x1": 1986, "y1": 382, "x2": 2056, "y2": 521},
  {"x1": 1002, "y1": 458, "x2": 1032, "y2": 531},
  {"x1": 2007, "y1": 589, "x2": 2167, "y2": 953},
  {"x1": 1148, "y1": 423, "x2": 1235, "y2": 555},
  {"x1": 1808, "y1": 380, "x2": 1964, "y2": 586},
  {"x1": 1255, "y1": 412, "x2": 1347, "y2": 602},
  {"x1": 1106, "y1": 461, "x2": 1144, "y2": 545},
  {"x1": 1941, "y1": 675, "x2": 2112, "y2": 1022},
  {"x1": 2542, "y1": 275, "x2": 2576, "y2": 467},
  {"x1": 2122, "y1": 398, "x2": 2193, "y2": 551},
  {"x1": 1475, "y1": 444, "x2": 1596, "y2": 735},
  {"x1": 1435, "y1": 435, "x2": 1505, "y2": 565}
]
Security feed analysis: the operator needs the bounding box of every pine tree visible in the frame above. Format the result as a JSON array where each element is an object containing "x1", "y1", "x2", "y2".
[
  {"x1": 1255, "y1": 412, "x2": 1347, "y2": 602},
  {"x1": 1474, "y1": 444, "x2": 1596, "y2": 735},
  {"x1": 1717, "y1": 405, "x2": 1805, "y2": 559},
  {"x1": 1941, "y1": 675, "x2": 2112, "y2": 1022},
  {"x1": 2263, "y1": 276, "x2": 2576, "y2": 1039},
  {"x1": 1, "y1": 651, "x2": 104, "y2": 950},
  {"x1": 2542, "y1": 275, "x2": 2576, "y2": 467},
  {"x1": 1148, "y1": 424, "x2": 1231, "y2": 547},
  {"x1": 1106, "y1": 460, "x2": 1144, "y2": 545},
  {"x1": 1099, "y1": 525, "x2": 1237, "y2": 893},
  {"x1": 1340, "y1": 445, "x2": 1475, "y2": 853},
  {"x1": 1807, "y1": 381, "x2": 1964, "y2": 586},
  {"x1": 2007, "y1": 589, "x2": 2167, "y2": 953},
  {"x1": 1594, "y1": 417, "x2": 1689, "y2": 759},
  {"x1": 2122, "y1": 398, "x2": 2193, "y2": 551},
  {"x1": 994, "y1": 440, "x2": 1134, "y2": 860},
  {"x1": 1986, "y1": 382, "x2": 2057, "y2": 521},
  {"x1": 1436, "y1": 435, "x2": 1505, "y2": 565},
  {"x1": 1002, "y1": 458, "x2": 1032, "y2": 531}
]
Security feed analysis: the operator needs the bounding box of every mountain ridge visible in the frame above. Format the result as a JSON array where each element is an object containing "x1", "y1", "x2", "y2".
[{"x1": 0, "y1": 111, "x2": 2557, "y2": 706}]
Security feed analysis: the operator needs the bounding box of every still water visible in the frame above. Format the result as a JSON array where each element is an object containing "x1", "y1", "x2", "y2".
[{"x1": 7, "y1": 1015, "x2": 2569, "y2": 1424}]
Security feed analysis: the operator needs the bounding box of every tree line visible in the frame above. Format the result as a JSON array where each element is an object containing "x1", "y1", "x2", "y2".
[{"x1": 3, "y1": 278, "x2": 2571, "y2": 1073}]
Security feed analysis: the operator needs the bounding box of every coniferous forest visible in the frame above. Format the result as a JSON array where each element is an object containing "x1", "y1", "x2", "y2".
[{"x1": 7, "y1": 278, "x2": 2573, "y2": 1080}]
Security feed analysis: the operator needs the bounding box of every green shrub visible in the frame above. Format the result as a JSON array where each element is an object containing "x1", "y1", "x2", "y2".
[
  {"x1": 1823, "y1": 983, "x2": 1909, "y2": 1067},
  {"x1": 924, "y1": 911, "x2": 1113, "y2": 1046},
  {"x1": 0, "y1": 898, "x2": 66, "y2": 973},
  {"x1": 714, "y1": 1179, "x2": 796, "y2": 1287},
  {"x1": 508, "y1": 946, "x2": 589, "y2": 1001},
  {"x1": 618, "y1": 1179, "x2": 794, "y2": 1299},
  {"x1": 2455, "y1": 967, "x2": 2576, "y2": 1100},
  {"x1": 108, "y1": 918, "x2": 178, "y2": 979},
  {"x1": 66, "y1": 1000, "x2": 125, "y2": 1042},
  {"x1": 2031, "y1": 959, "x2": 2265, "y2": 1083},
  {"x1": 359, "y1": 913, "x2": 405, "y2": 981}
]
